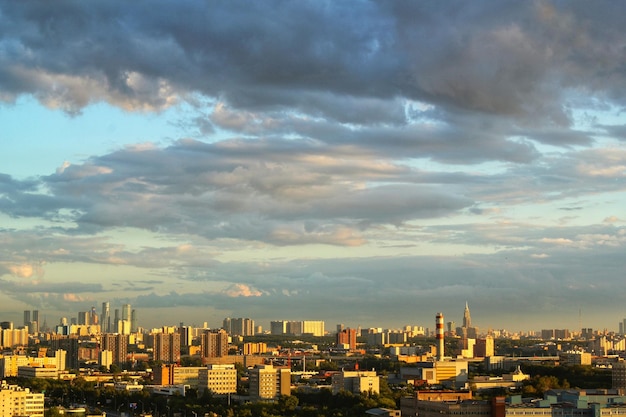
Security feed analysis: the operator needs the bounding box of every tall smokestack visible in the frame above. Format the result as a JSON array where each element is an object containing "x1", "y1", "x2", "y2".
[{"x1": 436, "y1": 312, "x2": 445, "y2": 360}]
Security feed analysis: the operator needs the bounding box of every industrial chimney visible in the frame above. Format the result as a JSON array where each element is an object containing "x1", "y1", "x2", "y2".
[{"x1": 436, "y1": 312, "x2": 445, "y2": 360}]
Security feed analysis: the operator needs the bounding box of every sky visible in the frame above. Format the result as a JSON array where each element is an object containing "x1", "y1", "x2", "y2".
[{"x1": 1, "y1": 1, "x2": 625, "y2": 333}]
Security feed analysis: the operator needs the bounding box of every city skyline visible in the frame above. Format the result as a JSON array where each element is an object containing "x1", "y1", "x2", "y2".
[
  {"x1": 6, "y1": 302, "x2": 626, "y2": 336},
  {"x1": 1, "y1": 2, "x2": 626, "y2": 332}
]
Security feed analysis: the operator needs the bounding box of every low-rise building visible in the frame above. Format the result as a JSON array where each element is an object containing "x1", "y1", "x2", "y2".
[
  {"x1": 401, "y1": 389, "x2": 626, "y2": 417},
  {"x1": 560, "y1": 351, "x2": 592, "y2": 366},
  {"x1": 17, "y1": 365, "x2": 59, "y2": 379},
  {"x1": 400, "y1": 360, "x2": 469, "y2": 388},
  {"x1": 331, "y1": 369, "x2": 380, "y2": 395},
  {"x1": 400, "y1": 391, "x2": 493, "y2": 417},
  {"x1": 153, "y1": 365, "x2": 205, "y2": 389},
  {"x1": 469, "y1": 366, "x2": 529, "y2": 392},
  {"x1": 0, "y1": 351, "x2": 66, "y2": 378},
  {"x1": 199, "y1": 364, "x2": 237, "y2": 395}
]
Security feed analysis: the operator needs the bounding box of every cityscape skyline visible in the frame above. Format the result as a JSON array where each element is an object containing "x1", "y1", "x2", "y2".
[
  {"x1": 1, "y1": 2, "x2": 626, "y2": 332},
  {"x1": 6, "y1": 302, "x2": 626, "y2": 336}
]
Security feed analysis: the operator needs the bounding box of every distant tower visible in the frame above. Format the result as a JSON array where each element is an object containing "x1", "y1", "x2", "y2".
[
  {"x1": 24, "y1": 310, "x2": 31, "y2": 328},
  {"x1": 32, "y1": 310, "x2": 40, "y2": 333},
  {"x1": 122, "y1": 304, "x2": 131, "y2": 321},
  {"x1": 131, "y1": 309, "x2": 137, "y2": 333},
  {"x1": 90, "y1": 306, "x2": 99, "y2": 325},
  {"x1": 463, "y1": 302, "x2": 471, "y2": 328},
  {"x1": 436, "y1": 312, "x2": 445, "y2": 360},
  {"x1": 101, "y1": 302, "x2": 110, "y2": 333}
]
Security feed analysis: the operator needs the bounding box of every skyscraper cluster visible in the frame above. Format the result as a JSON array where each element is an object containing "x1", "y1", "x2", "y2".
[
  {"x1": 101, "y1": 302, "x2": 136, "y2": 334},
  {"x1": 23, "y1": 310, "x2": 39, "y2": 334}
]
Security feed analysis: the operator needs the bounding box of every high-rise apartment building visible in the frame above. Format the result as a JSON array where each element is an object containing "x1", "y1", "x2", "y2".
[
  {"x1": 200, "y1": 330, "x2": 229, "y2": 362},
  {"x1": 270, "y1": 321, "x2": 287, "y2": 335},
  {"x1": 101, "y1": 333, "x2": 129, "y2": 365},
  {"x1": 248, "y1": 364, "x2": 291, "y2": 400},
  {"x1": 337, "y1": 328, "x2": 357, "y2": 350},
  {"x1": 270, "y1": 320, "x2": 325, "y2": 336},
  {"x1": 302, "y1": 320, "x2": 325, "y2": 336},
  {"x1": 223, "y1": 317, "x2": 255, "y2": 336},
  {"x1": 152, "y1": 332, "x2": 181, "y2": 364},
  {"x1": 1, "y1": 327, "x2": 29, "y2": 349},
  {"x1": 179, "y1": 326, "x2": 193, "y2": 347},
  {"x1": 286, "y1": 321, "x2": 303, "y2": 335}
]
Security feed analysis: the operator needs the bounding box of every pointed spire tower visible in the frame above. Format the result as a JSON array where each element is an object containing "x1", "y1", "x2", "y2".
[{"x1": 463, "y1": 301, "x2": 471, "y2": 329}]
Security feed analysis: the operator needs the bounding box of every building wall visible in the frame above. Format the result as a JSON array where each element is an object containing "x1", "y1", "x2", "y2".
[
  {"x1": 153, "y1": 365, "x2": 205, "y2": 389},
  {"x1": 152, "y1": 332, "x2": 181, "y2": 363},
  {"x1": 613, "y1": 362, "x2": 626, "y2": 391},
  {"x1": 17, "y1": 366, "x2": 59, "y2": 379},
  {"x1": 475, "y1": 336, "x2": 495, "y2": 358},
  {"x1": 0, "y1": 352, "x2": 66, "y2": 378},
  {"x1": 249, "y1": 364, "x2": 291, "y2": 400},
  {"x1": 332, "y1": 370, "x2": 380, "y2": 395},
  {"x1": 270, "y1": 321, "x2": 287, "y2": 335},
  {"x1": 201, "y1": 330, "x2": 229, "y2": 361},
  {"x1": 0, "y1": 328, "x2": 28, "y2": 348},
  {"x1": 302, "y1": 321, "x2": 325, "y2": 337},
  {"x1": 0, "y1": 383, "x2": 44, "y2": 417},
  {"x1": 243, "y1": 342, "x2": 267, "y2": 355},
  {"x1": 400, "y1": 396, "x2": 491, "y2": 417},
  {"x1": 100, "y1": 334, "x2": 129, "y2": 365},
  {"x1": 172, "y1": 367, "x2": 204, "y2": 389},
  {"x1": 337, "y1": 328, "x2": 357, "y2": 350},
  {"x1": 560, "y1": 352, "x2": 592, "y2": 366},
  {"x1": 199, "y1": 364, "x2": 237, "y2": 395}
]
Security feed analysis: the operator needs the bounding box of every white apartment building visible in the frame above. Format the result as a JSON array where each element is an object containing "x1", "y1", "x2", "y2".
[{"x1": 0, "y1": 383, "x2": 44, "y2": 417}]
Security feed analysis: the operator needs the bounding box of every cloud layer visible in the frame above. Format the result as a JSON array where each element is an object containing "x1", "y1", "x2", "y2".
[{"x1": 1, "y1": 1, "x2": 625, "y2": 330}]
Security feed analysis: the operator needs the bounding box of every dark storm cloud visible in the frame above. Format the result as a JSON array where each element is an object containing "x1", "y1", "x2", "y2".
[{"x1": 2, "y1": 1, "x2": 626, "y2": 148}]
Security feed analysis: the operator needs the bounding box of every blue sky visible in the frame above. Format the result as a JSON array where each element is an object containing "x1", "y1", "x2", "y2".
[{"x1": 1, "y1": 1, "x2": 626, "y2": 333}]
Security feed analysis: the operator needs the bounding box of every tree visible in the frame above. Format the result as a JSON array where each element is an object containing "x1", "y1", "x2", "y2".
[{"x1": 277, "y1": 395, "x2": 299, "y2": 414}]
